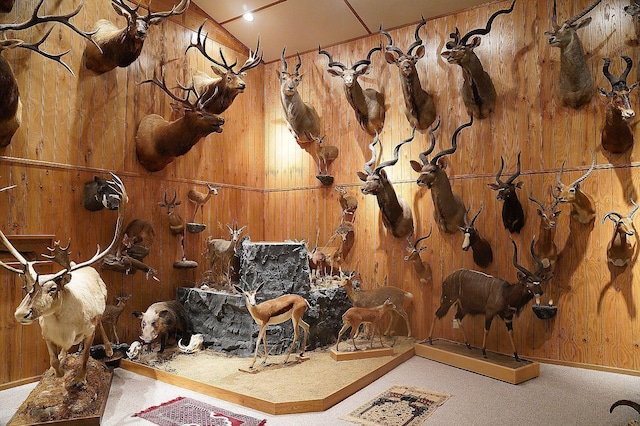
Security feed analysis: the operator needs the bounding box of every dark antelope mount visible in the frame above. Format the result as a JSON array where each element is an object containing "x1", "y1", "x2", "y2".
[
  {"x1": 441, "y1": 0, "x2": 516, "y2": 119},
  {"x1": 598, "y1": 56, "x2": 638, "y2": 154},
  {"x1": 319, "y1": 44, "x2": 385, "y2": 135},
  {"x1": 84, "y1": 0, "x2": 190, "y2": 74},
  {"x1": 410, "y1": 117, "x2": 472, "y2": 234},
  {"x1": 0, "y1": 0, "x2": 14, "y2": 13},
  {"x1": 488, "y1": 152, "x2": 525, "y2": 234},
  {"x1": 428, "y1": 240, "x2": 548, "y2": 362},
  {"x1": 602, "y1": 199, "x2": 639, "y2": 268},
  {"x1": 186, "y1": 21, "x2": 262, "y2": 115},
  {"x1": 135, "y1": 73, "x2": 224, "y2": 172},
  {"x1": 379, "y1": 18, "x2": 436, "y2": 131},
  {"x1": 460, "y1": 204, "x2": 493, "y2": 268},
  {"x1": 528, "y1": 191, "x2": 561, "y2": 269},
  {"x1": 544, "y1": 0, "x2": 602, "y2": 109},
  {"x1": 554, "y1": 155, "x2": 596, "y2": 224},
  {"x1": 356, "y1": 129, "x2": 415, "y2": 239},
  {"x1": 0, "y1": 0, "x2": 95, "y2": 146}
]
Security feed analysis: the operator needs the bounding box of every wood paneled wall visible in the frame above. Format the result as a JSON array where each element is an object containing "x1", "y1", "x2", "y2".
[{"x1": 3, "y1": 0, "x2": 640, "y2": 386}]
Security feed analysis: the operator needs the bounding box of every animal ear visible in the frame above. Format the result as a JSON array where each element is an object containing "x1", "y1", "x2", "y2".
[
  {"x1": 233, "y1": 284, "x2": 244, "y2": 294},
  {"x1": 487, "y1": 183, "x2": 500, "y2": 190},
  {"x1": 379, "y1": 169, "x2": 388, "y2": 179},
  {"x1": 356, "y1": 171, "x2": 368, "y2": 181},
  {"x1": 598, "y1": 88, "x2": 608, "y2": 97},
  {"x1": 515, "y1": 181, "x2": 524, "y2": 189},
  {"x1": 470, "y1": 37, "x2": 481, "y2": 48},
  {"x1": 131, "y1": 311, "x2": 143, "y2": 319},
  {"x1": 327, "y1": 69, "x2": 342, "y2": 77},
  {"x1": 437, "y1": 157, "x2": 448, "y2": 169},
  {"x1": 537, "y1": 209, "x2": 543, "y2": 217},
  {"x1": 414, "y1": 45, "x2": 426, "y2": 59},
  {"x1": 440, "y1": 51, "x2": 451, "y2": 59},
  {"x1": 384, "y1": 50, "x2": 399, "y2": 64},
  {"x1": 158, "y1": 309, "x2": 171, "y2": 319},
  {"x1": 210, "y1": 64, "x2": 226, "y2": 77},
  {"x1": 630, "y1": 82, "x2": 639, "y2": 92},
  {"x1": 410, "y1": 160, "x2": 423, "y2": 172},
  {"x1": 516, "y1": 271, "x2": 526, "y2": 281},
  {"x1": 575, "y1": 17, "x2": 592, "y2": 30}
]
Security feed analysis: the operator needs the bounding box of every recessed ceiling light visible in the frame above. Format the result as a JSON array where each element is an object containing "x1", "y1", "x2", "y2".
[{"x1": 243, "y1": 12, "x2": 254, "y2": 22}]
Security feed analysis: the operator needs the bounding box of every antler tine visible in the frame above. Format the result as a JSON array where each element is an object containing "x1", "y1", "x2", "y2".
[
  {"x1": 407, "y1": 16, "x2": 427, "y2": 55},
  {"x1": 374, "y1": 127, "x2": 416, "y2": 173},
  {"x1": 42, "y1": 239, "x2": 72, "y2": 270},
  {"x1": 419, "y1": 117, "x2": 440, "y2": 164},
  {"x1": 363, "y1": 134, "x2": 379, "y2": 175},
  {"x1": 505, "y1": 152, "x2": 522, "y2": 184},
  {"x1": 431, "y1": 115, "x2": 473, "y2": 166},
  {"x1": 528, "y1": 190, "x2": 546, "y2": 211},
  {"x1": 570, "y1": 152, "x2": 596, "y2": 188},
  {"x1": 318, "y1": 45, "x2": 346, "y2": 70},
  {"x1": 238, "y1": 36, "x2": 263, "y2": 73},
  {"x1": 140, "y1": 71, "x2": 192, "y2": 107},
  {"x1": 459, "y1": 0, "x2": 516, "y2": 45},
  {"x1": 146, "y1": 0, "x2": 190, "y2": 21},
  {"x1": 111, "y1": 0, "x2": 139, "y2": 16},
  {"x1": 280, "y1": 46, "x2": 288, "y2": 72},
  {"x1": 512, "y1": 239, "x2": 534, "y2": 278},
  {"x1": 620, "y1": 55, "x2": 633, "y2": 83},
  {"x1": 294, "y1": 51, "x2": 302, "y2": 75},
  {"x1": 566, "y1": 0, "x2": 602, "y2": 26},
  {"x1": 15, "y1": 27, "x2": 74, "y2": 75},
  {"x1": 629, "y1": 198, "x2": 640, "y2": 219},
  {"x1": 186, "y1": 20, "x2": 233, "y2": 70},
  {"x1": 602, "y1": 57, "x2": 618, "y2": 86}
]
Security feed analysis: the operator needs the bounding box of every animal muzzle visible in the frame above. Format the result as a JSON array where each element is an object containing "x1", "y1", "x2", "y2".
[
  {"x1": 462, "y1": 234, "x2": 471, "y2": 251},
  {"x1": 622, "y1": 108, "x2": 635, "y2": 120},
  {"x1": 140, "y1": 333, "x2": 157, "y2": 343},
  {"x1": 14, "y1": 307, "x2": 35, "y2": 324}
]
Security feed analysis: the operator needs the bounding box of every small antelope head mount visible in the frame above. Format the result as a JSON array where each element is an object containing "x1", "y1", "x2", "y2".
[
  {"x1": 84, "y1": 0, "x2": 190, "y2": 74},
  {"x1": 441, "y1": 0, "x2": 516, "y2": 119},
  {"x1": 598, "y1": 56, "x2": 638, "y2": 154},
  {"x1": 404, "y1": 227, "x2": 433, "y2": 285},
  {"x1": 187, "y1": 21, "x2": 262, "y2": 115},
  {"x1": 488, "y1": 152, "x2": 525, "y2": 234},
  {"x1": 602, "y1": 199, "x2": 639, "y2": 267},
  {"x1": 319, "y1": 44, "x2": 385, "y2": 135},
  {"x1": 460, "y1": 203, "x2": 494, "y2": 268},
  {"x1": 135, "y1": 72, "x2": 225, "y2": 172},
  {"x1": 379, "y1": 18, "x2": 436, "y2": 130},
  {"x1": 528, "y1": 190, "x2": 562, "y2": 269},
  {"x1": 544, "y1": 0, "x2": 602, "y2": 108},
  {"x1": 554, "y1": 154, "x2": 596, "y2": 224},
  {"x1": 0, "y1": 0, "x2": 96, "y2": 146}
]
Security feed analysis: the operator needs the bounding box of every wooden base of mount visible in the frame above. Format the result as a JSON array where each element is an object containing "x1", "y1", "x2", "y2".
[{"x1": 330, "y1": 346, "x2": 394, "y2": 361}]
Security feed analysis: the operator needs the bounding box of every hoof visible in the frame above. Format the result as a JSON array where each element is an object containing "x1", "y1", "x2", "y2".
[
  {"x1": 514, "y1": 353, "x2": 521, "y2": 362},
  {"x1": 428, "y1": 338, "x2": 433, "y2": 345},
  {"x1": 466, "y1": 343, "x2": 472, "y2": 350}
]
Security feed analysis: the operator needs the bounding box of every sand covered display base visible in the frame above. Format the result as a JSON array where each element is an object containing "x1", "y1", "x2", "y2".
[{"x1": 122, "y1": 337, "x2": 416, "y2": 415}]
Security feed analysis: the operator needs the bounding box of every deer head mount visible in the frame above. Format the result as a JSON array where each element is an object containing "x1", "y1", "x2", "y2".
[
  {"x1": 460, "y1": 203, "x2": 493, "y2": 268},
  {"x1": 0, "y1": 0, "x2": 96, "y2": 146},
  {"x1": 488, "y1": 152, "x2": 525, "y2": 234},
  {"x1": 441, "y1": 0, "x2": 516, "y2": 119},
  {"x1": 279, "y1": 47, "x2": 321, "y2": 144},
  {"x1": 602, "y1": 198, "x2": 639, "y2": 267},
  {"x1": 554, "y1": 153, "x2": 596, "y2": 224},
  {"x1": 410, "y1": 117, "x2": 473, "y2": 234},
  {"x1": 187, "y1": 21, "x2": 262, "y2": 115},
  {"x1": 84, "y1": 0, "x2": 190, "y2": 74},
  {"x1": 135, "y1": 72, "x2": 225, "y2": 172},
  {"x1": 356, "y1": 128, "x2": 415, "y2": 239},
  {"x1": 544, "y1": 0, "x2": 602, "y2": 108},
  {"x1": 529, "y1": 190, "x2": 562, "y2": 269},
  {"x1": 319, "y1": 44, "x2": 386, "y2": 135},
  {"x1": 598, "y1": 56, "x2": 638, "y2": 154},
  {"x1": 379, "y1": 18, "x2": 436, "y2": 130}
]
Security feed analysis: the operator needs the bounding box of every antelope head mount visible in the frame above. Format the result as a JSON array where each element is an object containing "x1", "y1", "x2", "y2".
[
  {"x1": 488, "y1": 153, "x2": 525, "y2": 234},
  {"x1": 0, "y1": 0, "x2": 96, "y2": 146},
  {"x1": 319, "y1": 44, "x2": 385, "y2": 135},
  {"x1": 460, "y1": 203, "x2": 493, "y2": 268},
  {"x1": 602, "y1": 199, "x2": 639, "y2": 267},
  {"x1": 404, "y1": 227, "x2": 433, "y2": 285},
  {"x1": 186, "y1": 21, "x2": 262, "y2": 115},
  {"x1": 598, "y1": 56, "x2": 638, "y2": 154},
  {"x1": 84, "y1": 0, "x2": 190, "y2": 74},
  {"x1": 554, "y1": 154, "x2": 596, "y2": 224},
  {"x1": 441, "y1": 0, "x2": 516, "y2": 119},
  {"x1": 544, "y1": 0, "x2": 602, "y2": 108},
  {"x1": 528, "y1": 190, "x2": 562, "y2": 269},
  {"x1": 379, "y1": 18, "x2": 436, "y2": 130},
  {"x1": 356, "y1": 128, "x2": 415, "y2": 239},
  {"x1": 410, "y1": 117, "x2": 473, "y2": 234},
  {"x1": 135, "y1": 72, "x2": 225, "y2": 172}
]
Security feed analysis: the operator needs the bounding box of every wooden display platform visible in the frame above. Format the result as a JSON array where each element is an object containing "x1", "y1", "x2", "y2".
[
  {"x1": 330, "y1": 346, "x2": 394, "y2": 361},
  {"x1": 415, "y1": 339, "x2": 539, "y2": 384}
]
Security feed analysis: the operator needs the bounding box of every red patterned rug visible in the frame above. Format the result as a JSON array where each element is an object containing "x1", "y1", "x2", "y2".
[{"x1": 132, "y1": 396, "x2": 266, "y2": 426}]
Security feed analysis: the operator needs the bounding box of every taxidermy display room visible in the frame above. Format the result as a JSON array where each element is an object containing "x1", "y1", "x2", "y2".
[{"x1": 7, "y1": 0, "x2": 640, "y2": 424}]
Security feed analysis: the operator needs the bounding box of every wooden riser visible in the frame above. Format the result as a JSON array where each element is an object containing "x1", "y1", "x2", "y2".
[{"x1": 330, "y1": 346, "x2": 395, "y2": 361}]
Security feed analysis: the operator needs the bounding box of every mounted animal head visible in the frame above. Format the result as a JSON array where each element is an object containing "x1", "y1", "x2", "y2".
[
  {"x1": 553, "y1": 153, "x2": 596, "y2": 224},
  {"x1": 488, "y1": 153, "x2": 525, "y2": 233},
  {"x1": 279, "y1": 47, "x2": 304, "y2": 96},
  {"x1": 460, "y1": 204, "x2": 483, "y2": 252},
  {"x1": 225, "y1": 222, "x2": 247, "y2": 246},
  {"x1": 404, "y1": 227, "x2": 432, "y2": 262},
  {"x1": 512, "y1": 239, "x2": 548, "y2": 302},
  {"x1": 319, "y1": 44, "x2": 381, "y2": 89},
  {"x1": 488, "y1": 153, "x2": 523, "y2": 201},
  {"x1": 603, "y1": 198, "x2": 639, "y2": 267},
  {"x1": 602, "y1": 199, "x2": 639, "y2": 239},
  {"x1": 379, "y1": 18, "x2": 426, "y2": 78},
  {"x1": 529, "y1": 191, "x2": 561, "y2": 231},
  {"x1": 544, "y1": 0, "x2": 601, "y2": 49},
  {"x1": 598, "y1": 56, "x2": 638, "y2": 121},
  {"x1": 110, "y1": 0, "x2": 189, "y2": 43},
  {"x1": 186, "y1": 21, "x2": 262, "y2": 114}
]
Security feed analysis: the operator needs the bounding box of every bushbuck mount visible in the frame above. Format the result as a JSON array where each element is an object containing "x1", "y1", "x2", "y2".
[
  {"x1": 460, "y1": 204, "x2": 493, "y2": 268},
  {"x1": 186, "y1": 21, "x2": 262, "y2": 115},
  {"x1": 529, "y1": 191, "x2": 562, "y2": 269},
  {"x1": 554, "y1": 155, "x2": 596, "y2": 224},
  {"x1": 428, "y1": 240, "x2": 548, "y2": 362},
  {"x1": 544, "y1": 0, "x2": 603, "y2": 109},
  {"x1": 84, "y1": 0, "x2": 190, "y2": 74},
  {"x1": 319, "y1": 44, "x2": 386, "y2": 135},
  {"x1": 488, "y1": 152, "x2": 525, "y2": 234},
  {"x1": 336, "y1": 299, "x2": 396, "y2": 351},
  {"x1": 158, "y1": 190, "x2": 195, "y2": 268},
  {"x1": 234, "y1": 281, "x2": 310, "y2": 370},
  {"x1": 410, "y1": 117, "x2": 473, "y2": 234},
  {"x1": 0, "y1": 0, "x2": 14, "y2": 13},
  {"x1": 187, "y1": 183, "x2": 218, "y2": 224},
  {"x1": 356, "y1": 128, "x2": 415, "y2": 239},
  {"x1": 441, "y1": 0, "x2": 516, "y2": 119},
  {"x1": 278, "y1": 47, "x2": 321, "y2": 144},
  {"x1": 598, "y1": 56, "x2": 638, "y2": 154},
  {"x1": 0, "y1": 0, "x2": 96, "y2": 147},
  {"x1": 602, "y1": 199, "x2": 639, "y2": 268},
  {"x1": 203, "y1": 223, "x2": 246, "y2": 289},
  {"x1": 135, "y1": 73, "x2": 224, "y2": 172},
  {"x1": 0, "y1": 174, "x2": 128, "y2": 384},
  {"x1": 379, "y1": 18, "x2": 436, "y2": 131},
  {"x1": 404, "y1": 227, "x2": 433, "y2": 286},
  {"x1": 312, "y1": 135, "x2": 339, "y2": 186}
]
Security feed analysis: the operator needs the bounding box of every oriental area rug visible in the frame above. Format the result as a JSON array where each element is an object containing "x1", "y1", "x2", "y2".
[
  {"x1": 342, "y1": 385, "x2": 451, "y2": 426},
  {"x1": 132, "y1": 396, "x2": 266, "y2": 426}
]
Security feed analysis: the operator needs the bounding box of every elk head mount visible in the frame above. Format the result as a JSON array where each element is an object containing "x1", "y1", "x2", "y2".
[
  {"x1": 319, "y1": 44, "x2": 385, "y2": 135},
  {"x1": 357, "y1": 128, "x2": 415, "y2": 239},
  {"x1": 379, "y1": 18, "x2": 436, "y2": 130},
  {"x1": 544, "y1": 0, "x2": 603, "y2": 108},
  {"x1": 598, "y1": 56, "x2": 638, "y2": 154},
  {"x1": 488, "y1": 152, "x2": 525, "y2": 234},
  {"x1": 602, "y1": 199, "x2": 639, "y2": 268},
  {"x1": 186, "y1": 21, "x2": 262, "y2": 115},
  {"x1": 0, "y1": 0, "x2": 96, "y2": 146},
  {"x1": 135, "y1": 72, "x2": 224, "y2": 172},
  {"x1": 554, "y1": 154, "x2": 596, "y2": 224},
  {"x1": 441, "y1": 0, "x2": 516, "y2": 119},
  {"x1": 410, "y1": 116, "x2": 473, "y2": 234},
  {"x1": 460, "y1": 203, "x2": 493, "y2": 268},
  {"x1": 528, "y1": 190, "x2": 562, "y2": 269},
  {"x1": 84, "y1": 0, "x2": 190, "y2": 74}
]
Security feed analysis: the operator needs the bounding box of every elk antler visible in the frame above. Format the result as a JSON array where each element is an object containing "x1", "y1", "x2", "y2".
[
  {"x1": 145, "y1": 0, "x2": 190, "y2": 24},
  {"x1": 430, "y1": 115, "x2": 474, "y2": 166}
]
